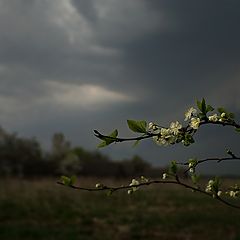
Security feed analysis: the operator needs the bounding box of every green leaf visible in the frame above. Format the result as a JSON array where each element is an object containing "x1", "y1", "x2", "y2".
[
  {"x1": 197, "y1": 98, "x2": 208, "y2": 114},
  {"x1": 106, "y1": 189, "x2": 114, "y2": 196},
  {"x1": 197, "y1": 113, "x2": 206, "y2": 120},
  {"x1": 206, "y1": 105, "x2": 214, "y2": 113},
  {"x1": 228, "y1": 112, "x2": 235, "y2": 119},
  {"x1": 235, "y1": 128, "x2": 240, "y2": 133},
  {"x1": 169, "y1": 160, "x2": 178, "y2": 174},
  {"x1": 132, "y1": 140, "x2": 140, "y2": 148},
  {"x1": 212, "y1": 177, "x2": 221, "y2": 193},
  {"x1": 182, "y1": 134, "x2": 195, "y2": 146},
  {"x1": 60, "y1": 175, "x2": 77, "y2": 186},
  {"x1": 127, "y1": 120, "x2": 147, "y2": 133},
  {"x1": 97, "y1": 141, "x2": 108, "y2": 148},
  {"x1": 97, "y1": 129, "x2": 118, "y2": 148},
  {"x1": 196, "y1": 100, "x2": 202, "y2": 111},
  {"x1": 70, "y1": 175, "x2": 77, "y2": 185},
  {"x1": 201, "y1": 98, "x2": 206, "y2": 114},
  {"x1": 191, "y1": 174, "x2": 200, "y2": 185},
  {"x1": 109, "y1": 129, "x2": 118, "y2": 138},
  {"x1": 60, "y1": 176, "x2": 71, "y2": 186}
]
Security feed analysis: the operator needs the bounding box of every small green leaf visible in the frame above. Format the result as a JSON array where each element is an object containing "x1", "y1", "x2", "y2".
[
  {"x1": 196, "y1": 100, "x2": 202, "y2": 111},
  {"x1": 201, "y1": 98, "x2": 206, "y2": 114},
  {"x1": 206, "y1": 105, "x2": 214, "y2": 113},
  {"x1": 191, "y1": 174, "x2": 200, "y2": 185},
  {"x1": 228, "y1": 112, "x2": 235, "y2": 119},
  {"x1": 169, "y1": 160, "x2": 177, "y2": 174},
  {"x1": 97, "y1": 129, "x2": 118, "y2": 148},
  {"x1": 70, "y1": 175, "x2": 77, "y2": 185},
  {"x1": 127, "y1": 120, "x2": 147, "y2": 133},
  {"x1": 182, "y1": 134, "x2": 195, "y2": 146},
  {"x1": 97, "y1": 141, "x2": 108, "y2": 148},
  {"x1": 197, "y1": 113, "x2": 206, "y2": 120},
  {"x1": 106, "y1": 189, "x2": 114, "y2": 196},
  {"x1": 60, "y1": 176, "x2": 71, "y2": 186},
  {"x1": 109, "y1": 129, "x2": 118, "y2": 138},
  {"x1": 132, "y1": 140, "x2": 140, "y2": 147},
  {"x1": 235, "y1": 128, "x2": 240, "y2": 133},
  {"x1": 197, "y1": 98, "x2": 208, "y2": 114}
]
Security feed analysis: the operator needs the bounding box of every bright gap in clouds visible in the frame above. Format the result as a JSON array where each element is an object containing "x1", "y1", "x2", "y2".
[{"x1": 45, "y1": 81, "x2": 135, "y2": 109}]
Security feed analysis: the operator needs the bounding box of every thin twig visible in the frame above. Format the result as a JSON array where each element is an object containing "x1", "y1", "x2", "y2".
[
  {"x1": 177, "y1": 155, "x2": 240, "y2": 174},
  {"x1": 93, "y1": 130, "x2": 154, "y2": 142}
]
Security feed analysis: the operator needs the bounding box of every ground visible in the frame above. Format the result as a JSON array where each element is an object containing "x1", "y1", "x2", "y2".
[{"x1": 0, "y1": 178, "x2": 239, "y2": 240}]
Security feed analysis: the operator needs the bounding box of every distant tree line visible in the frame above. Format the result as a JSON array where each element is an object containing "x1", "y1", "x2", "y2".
[{"x1": 0, "y1": 127, "x2": 166, "y2": 178}]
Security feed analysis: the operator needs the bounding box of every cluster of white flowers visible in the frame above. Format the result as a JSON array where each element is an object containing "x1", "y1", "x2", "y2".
[
  {"x1": 205, "y1": 180, "x2": 214, "y2": 193},
  {"x1": 229, "y1": 190, "x2": 239, "y2": 198},
  {"x1": 185, "y1": 107, "x2": 200, "y2": 129},
  {"x1": 140, "y1": 175, "x2": 149, "y2": 183},
  {"x1": 208, "y1": 112, "x2": 229, "y2": 123},
  {"x1": 149, "y1": 106, "x2": 232, "y2": 148},
  {"x1": 208, "y1": 113, "x2": 218, "y2": 122},
  {"x1": 226, "y1": 185, "x2": 240, "y2": 198},
  {"x1": 205, "y1": 179, "x2": 222, "y2": 197},
  {"x1": 150, "y1": 121, "x2": 183, "y2": 146},
  {"x1": 148, "y1": 122, "x2": 164, "y2": 132},
  {"x1": 128, "y1": 178, "x2": 140, "y2": 194}
]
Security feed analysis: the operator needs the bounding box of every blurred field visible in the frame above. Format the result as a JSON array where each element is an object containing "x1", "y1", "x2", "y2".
[{"x1": 0, "y1": 178, "x2": 240, "y2": 240}]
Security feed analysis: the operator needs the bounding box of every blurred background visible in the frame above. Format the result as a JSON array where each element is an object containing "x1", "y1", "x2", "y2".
[{"x1": 0, "y1": 0, "x2": 240, "y2": 239}]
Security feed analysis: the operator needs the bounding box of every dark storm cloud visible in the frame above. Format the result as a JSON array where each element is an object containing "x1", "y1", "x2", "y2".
[
  {"x1": 121, "y1": 1, "x2": 240, "y2": 105},
  {"x1": 0, "y1": 0, "x2": 240, "y2": 174},
  {"x1": 70, "y1": 0, "x2": 97, "y2": 22}
]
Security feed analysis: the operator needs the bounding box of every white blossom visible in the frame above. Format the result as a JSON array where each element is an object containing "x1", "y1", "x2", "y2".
[
  {"x1": 95, "y1": 183, "x2": 102, "y2": 188},
  {"x1": 129, "y1": 179, "x2": 139, "y2": 192},
  {"x1": 170, "y1": 121, "x2": 182, "y2": 135},
  {"x1": 217, "y1": 191, "x2": 222, "y2": 197},
  {"x1": 130, "y1": 179, "x2": 139, "y2": 186},
  {"x1": 148, "y1": 122, "x2": 154, "y2": 130},
  {"x1": 162, "y1": 173, "x2": 168, "y2": 179},
  {"x1": 160, "y1": 128, "x2": 172, "y2": 138},
  {"x1": 148, "y1": 122, "x2": 160, "y2": 133},
  {"x1": 189, "y1": 168, "x2": 194, "y2": 173},
  {"x1": 220, "y1": 112, "x2": 226, "y2": 118},
  {"x1": 153, "y1": 128, "x2": 172, "y2": 146},
  {"x1": 153, "y1": 136, "x2": 168, "y2": 146},
  {"x1": 208, "y1": 114, "x2": 218, "y2": 122},
  {"x1": 184, "y1": 107, "x2": 197, "y2": 121},
  {"x1": 127, "y1": 189, "x2": 133, "y2": 195},
  {"x1": 190, "y1": 117, "x2": 201, "y2": 129},
  {"x1": 188, "y1": 162, "x2": 194, "y2": 168}
]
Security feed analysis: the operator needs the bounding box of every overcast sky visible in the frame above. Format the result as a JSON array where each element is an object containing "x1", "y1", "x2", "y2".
[{"x1": 0, "y1": 0, "x2": 240, "y2": 174}]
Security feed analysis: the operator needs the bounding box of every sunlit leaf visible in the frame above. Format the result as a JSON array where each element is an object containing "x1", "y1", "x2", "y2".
[{"x1": 127, "y1": 120, "x2": 147, "y2": 133}]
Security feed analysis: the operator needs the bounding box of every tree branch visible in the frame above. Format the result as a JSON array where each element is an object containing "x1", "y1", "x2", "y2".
[
  {"x1": 94, "y1": 120, "x2": 240, "y2": 144},
  {"x1": 57, "y1": 178, "x2": 240, "y2": 209},
  {"x1": 177, "y1": 153, "x2": 240, "y2": 174}
]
